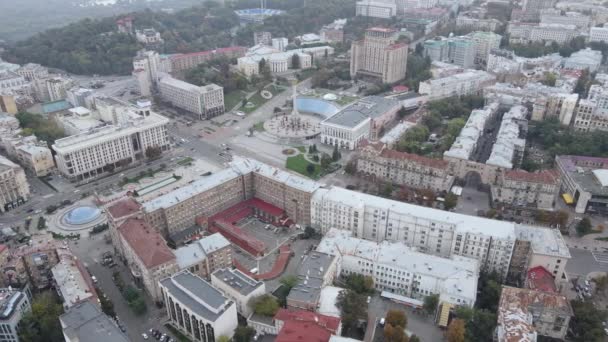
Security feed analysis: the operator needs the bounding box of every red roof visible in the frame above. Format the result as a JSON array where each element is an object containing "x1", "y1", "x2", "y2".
[
  {"x1": 249, "y1": 198, "x2": 285, "y2": 217},
  {"x1": 393, "y1": 85, "x2": 409, "y2": 93},
  {"x1": 504, "y1": 169, "x2": 560, "y2": 185},
  {"x1": 275, "y1": 321, "x2": 333, "y2": 342},
  {"x1": 0, "y1": 244, "x2": 8, "y2": 254},
  {"x1": 274, "y1": 309, "x2": 341, "y2": 333},
  {"x1": 118, "y1": 218, "x2": 175, "y2": 269},
  {"x1": 107, "y1": 198, "x2": 141, "y2": 219},
  {"x1": 526, "y1": 266, "x2": 557, "y2": 293}
]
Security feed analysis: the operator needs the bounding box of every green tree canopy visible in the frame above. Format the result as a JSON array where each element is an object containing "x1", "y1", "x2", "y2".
[
  {"x1": 249, "y1": 294, "x2": 279, "y2": 316},
  {"x1": 18, "y1": 292, "x2": 64, "y2": 342}
]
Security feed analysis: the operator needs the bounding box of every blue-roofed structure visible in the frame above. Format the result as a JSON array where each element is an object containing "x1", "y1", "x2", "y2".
[
  {"x1": 234, "y1": 8, "x2": 285, "y2": 23},
  {"x1": 295, "y1": 97, "x2": 340, "y2": 118},
  {"x1": 42, "y1": 100, "x2": 71, "y2": 114}
]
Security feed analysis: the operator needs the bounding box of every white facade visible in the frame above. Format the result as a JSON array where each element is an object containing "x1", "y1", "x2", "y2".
[
  {"x1": 237, "y1": 46, "x2": 330, "y2": 77},
  {"x1": 272, "y1": 37, "x2": 288, "y2": 52},
  {"x1": 418, "y1": 70, "x2": 496, "y2": 100},
  {"x1": 17, "y1": 63, "x2": 48, "y2": 81},
  {"x1": 590, "y1": 26, "x2": 608, "y2": 43},
  {"x1": 52, "y1": 100, "x2": 170, "y2": 182},
  {"x1": 0, "y1": 72, "x2": 28, "y2": 94},
  {"x1": 0, "y1": 288, "x2": 31, "y2": 342},
  {"x1": 159, "y1": 75, "x2": 224, "y2": 119},
  {"x1": 210, "y1": 268, "x2": 266, "y2": 317},
  {"x1": 310, "y1": 186, "x2": 516, "y2": 279},
  {"x1": 160, "y1": 271, "x2": 238, "y2": 341},
  {"x1": 356, "y1": 0, "x2": 397, "y2": 18},
  {"x1": 456, "y1": 16, "x2": 501, "y2": 31},
  {"x1": 540, "y1": 10, "x2": 591, "y2": 29},
  {"x1": 132, "y1": 50, "x2": 161, "y2": 97},
  {"x1": 136, "y1": 29, "x2": 163, "y2": 44},
  {"x1": 486, "y1": 106, "x2": 527, "y2": 169},
  {"x1": 508, "y1": 22, "x2": 578, "y2": 45},
  {"x1": 564, "y1": 48, "x2": 602, "y2": 73},
  {"x1": 318, "y1": 229, "x2": 479, "y2": 306},
  {"x1": 469, "y1": 31, "x2": 502, "y2": 65}
]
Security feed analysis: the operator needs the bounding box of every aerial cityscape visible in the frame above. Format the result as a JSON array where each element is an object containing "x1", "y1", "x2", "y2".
[{"x1": 1, "y1": 0, "x2": 608, "y2": 341}]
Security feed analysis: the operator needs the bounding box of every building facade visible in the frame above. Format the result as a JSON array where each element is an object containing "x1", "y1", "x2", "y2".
[
  {"x1": 311, "y1": 186, "x2": 516, "y2": 279},
  {"x1": 350, "y1": 27, "x2": 408, "y2": 84},
  {"x1": 159, "y1": 76, "x2": 224, "y2": 119},
  {"x1": 0, "y1": 155, "x2": 29, "y2": 213},
  {"x1": 418, "y1": 70, "x2": 496, "y2": 100},
  {"x1": 0, "y1": 287, "x2": 31, "y2": 342},
  {"x1": 356, "y1": 141, "x2": 455, "y2": 192},
  {"x1": 160, "y1": 271, "x2": 238, "y2": 342},
  {"x1": 491, "y1": 170, "x2": 560, "y2": 210},
  {"x1": 174, "y1": 233, "x2": 233, "y2": 279},
  {"x1": 210, "y1": 268, "x2": 265, "y2": 317},
  {"x1": 555, "y1": 155, "x2": 608, "y2": 214}
]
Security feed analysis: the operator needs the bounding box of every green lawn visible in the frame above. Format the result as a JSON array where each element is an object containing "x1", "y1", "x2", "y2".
[
  {"x1": 252, "y1": 121, "x2": 265, "y2": 132},
  {"x1": 595, "y1": 236, "x2": 608, "y2": 241},
  {"x1": 224, "y1": 90, "x2": 246, "y2": 112},
  {"x1": 336, "y1": 95, "x2": 357, "y2": 106},
  {"x1": 242, "y1": 85, "x2": 286, "y2": 113},
  {"x1": 286, "y1": 154, "x2": 321, "y2": 179},
  {"x1": 296, "y1": 146, "x2": 306, "y2": 153}
]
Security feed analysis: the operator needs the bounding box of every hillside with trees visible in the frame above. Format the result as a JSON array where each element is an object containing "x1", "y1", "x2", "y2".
[{"x1": 3, "y1": 0, "x2": 355, "y2": 76}]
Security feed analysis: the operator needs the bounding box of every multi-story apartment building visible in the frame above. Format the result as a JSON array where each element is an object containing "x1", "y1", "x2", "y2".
[
  {"x1": 491, "y1": 169, "x2": 560, "y2": 210},
  {"x1": 486, "y1": 105, "x2": 527, "y2": 170},
  {"x1": 355, "y1": 0, "x2": 398, "y2": 18},
  {"x1": 159, "y1": 75, "x2": 224, "y2": 119},
  {"x1": 52, "y1": 100, "x2": 170, "y2": 182},
  {"x1": 318, "y1": 229, "x2": 479, "y2": 307},
  {"x1": 16, "y1": 63, "x2": 48, "y2": 81},
  {"x1": 444, "y1": 102, "x2": 500, "y2": 162},
  {"x1": 0, "y1": 234, "x2": 61, "y2": 289},
  {"x1": 469, "y1": 31, "x2": 502, "y2": 66},
  {"x1": 520, "y1": 0, "x2": 557, "y2": 21},
  {"x1": 106, "y1": 197, "x2": 143, "y2": 256},
  {"x1": 564, "y1": 48, "x2": 602, "y2": 73},
  {"x1": 169, "y1": 47, "x2": 247, "y2": 72},
  {"x1": 508, "y1": 22, "x2": 578, "y2": 45},
  {"x1": 132, "y1": 50, "x2": 161, "y2": 97},
  {"x1": 117, "y1": 217, "x2": 178, "y2": 300},
  {"x1": 253, "y1": 31, "x2": 272, "y2": 46},
  {"x1": 271, "y1": 38, "x2": 288, "y2": 52},
  {"x1": 456, "y1": 15, "x2": 501, "y2": 31},
  {"x1": 496, "y1": 287, "x2": 572, "y2": 341},
  {"x1": 540, "y1": 9, "x2": 591, "y2": 29},
  {"x1": 590, "y1": 25, "x2": 608, "y2": 43},
  {"x1": 160, "y1": 271, "x2": 238, "y2": 341},
  {"x1": 310, "y1": 186, "x2": 517, "y2": 279},
  {"x1": 320, "y1": 96, "x2": 401, "y2": 150},
  {"x1": 51, "y1": 247, "x2": 97, "y2": 310},
  {"x1": 174, "y1": 233, "x2": 232, "y2": 279},
  {"x1": 356, "y1": 140, "x2": 455, "y2": 192},
  {"x1": 0, "y1": 155, "x2": 29, "y2": 213},
  {"x1": 143, "y1": 158, "x2": 320, "y2": 240},
  {"x1": 0, "y1": 129, "x2": 55, "y2": 177},
  {"x1": 514, "y1": 224, "x2": 570, "y2": 280},
  {"x1": 0, "y1": 286, "x2": 31, "y2": 342},
  {"x1": 350, "y1": 27, "x2": 408, "y2": 84},
  {"x1": 211, "y1": 268, "x2": 265, "y2": 317},
  {"x1": 424, "y1": 37, "x2": 475, "y2": 69},
  {"x1": 418, "y1": 70, "x2": 496, "y2": 100},
  {"x1": 320, "y1": 19, "x2": 346, "y2": 43},
  {"x1": 0, "y1": 71, "x2": 28, "y2": 94},
  {"x1": 60, "y1": 301, "x2": 130, "y2": 342}
]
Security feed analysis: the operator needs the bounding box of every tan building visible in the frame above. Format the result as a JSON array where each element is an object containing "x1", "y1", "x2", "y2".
[
  {"x1": 356, "y1": 140, "x2": 455, "y2": 192},
  {"x1": 169, "y1": 47, "x2": 247, "y2": 72},
  {"x1": 496, "y1": 286, "x2": 572, "y2": 341},
  {"x1": 143, "y1": 158, "x2": 320, "y2": 241},
  {"x1": 491, "y1": 169, "x2": 560, "y2": 210},
  {"x1": 350, "y1": 27, "x2": 408, "y2": 84},
  {"x1": 0, "y1": 95, "x2": 18, "y2": 115},
  {"x1": 159, "y1": 75, "x2": 224, "y2": 120},
  {"x1": 0, "y1": 154, "x2": 30, "y2": 213},
  {"x1": 105, "y1": 197, "x2": 143, "y2": 256},
  {"x1": 117, "y1": 217, "x2": 178, "y2": 301},
  {"x1": 173, "y1": 233, "x2": 232, "y2": 279}
]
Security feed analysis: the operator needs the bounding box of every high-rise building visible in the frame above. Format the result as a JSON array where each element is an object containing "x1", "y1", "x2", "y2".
[
  {"x1": 132, "y1": 50, "x2": 161, "y2": 97},
  {"x1": 521, "y1": 0, "x2": 557, "y2": 21},
  {"x1": 272, "y1": 37, "x2": 288, "y2": 51},
  {"x1": 253, "y1": 31, "x2": 272, "y2": 46},
  {"x1": 158, "y1": 75, "x2": 224, "y2": 119},
  {"x1": 350, "y1": 27, "x2": 408, "y2": 84},
  {"x1": 0, "y1": 286, "x2": 32, "y2": 342},
  {"x1": 355, "y1": 0, "x2": 398, "y2": 18}
]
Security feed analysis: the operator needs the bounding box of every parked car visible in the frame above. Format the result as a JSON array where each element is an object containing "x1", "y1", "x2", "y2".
[{"x1": 142, "y1": 333, "x2": 149, "y2": 340}]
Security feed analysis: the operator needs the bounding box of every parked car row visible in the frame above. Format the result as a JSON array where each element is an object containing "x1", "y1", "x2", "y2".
[{"x1": 144, "y1": 329, "x2": 174, "y2": 342}]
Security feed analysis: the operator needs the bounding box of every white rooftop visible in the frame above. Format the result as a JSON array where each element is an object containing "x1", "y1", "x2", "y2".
[
  {"x1": 514, "y1": 225, "x2": 571, "y2": 259},
  {"x1": 173, "y1": 233, "x2": 231, "y2": 269},
  {"x1": 51, "y1": 248, "x2": 95, "y2": 308},
  {"x1": 317, "y1": 228, "x2": 479, "y2": 302},
  {"x1": 486, "y1": 105, "x2": 527, "y2": 169},
  {"x1": 380, "y1": 121, "x2": 415, "y2": 145},
  {"x1": 593, "y1": 169, "x2": 608, "y2": 187},
  {"x1": 318, "y1": 286, "x2": 343, "y2": 318},
  {"x1": 444, "y1": 102, "x2": 499, "y2": 160},
  {"x1": 314, "y1": 186, "x2": 518, "y2": 240}
]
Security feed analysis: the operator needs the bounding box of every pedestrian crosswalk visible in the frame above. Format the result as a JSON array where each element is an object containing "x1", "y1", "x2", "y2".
[{"x1": 592, "y1": 251, "x2": 608, "y2": 263}]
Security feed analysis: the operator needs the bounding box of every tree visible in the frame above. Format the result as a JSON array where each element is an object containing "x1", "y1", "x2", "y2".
[
  {"x1": 384, "y1": 323, "x2": 408, "y2": 342},
  {"x1": 217, "y1": 336, "x2": 231, "y2": 342},
  {"x1": 447, "y1": 319, "x2": 466, "y2": 342},
  {"x1": 336, "y1": 290, "x2": 367, "y2": 336},
  {"x1": 593, "y1": 274, "x2": 608, "y2": 296},
  {"x1": 18, "y1": 292, "x2": 64, "y2": 342},
  {"x1": 386, "y1": 310, "x2": 407, "y2": 328},
  {"x1": 444, "y1": 193, "x2": 458, "y2": 211},
  {"x1": 423, "y1": 294, "x2": 439, "y2": 315},
  {"x1": 320, "y1": 153, "x2": 332, "y2": 169},
  {"x1": 397, "y1": 106, "x2": 408, "y2": 119},
  {"x1": 381, "y1": 183, "x2": 394, "y2": 198},
  {"x1": 541, "y1": 72, "x2": 557, "y2": 87},
  {"x1": 332, "y1": 145, "x2": 341, "y2": 161},
  {"x1": 454, "y1": 307, "x2": 497, "y2": 342},
  {"x1": 291, "y1": 53, "x2": 301, "y2": 69},
  {"x1": 344, "y1": 160, "x2": 356, "y2": 174},
  {"x1": 344, "y1": 273, "x2": 374, "y2": 294},
  {"x1": 306, "y1": 163, "x2": 315, "y2": 175},
  {"x1": 280, "y1": 275, "x2": 298, "y2": 290},
  {"x1": 570, "y1": 299, "x2": 607, "y2": 342},
  {"x1": 249, "y1": 295, "x2": 279, "y2": 316},
  {"x1": 409, "y1": 335, "x2": 421, "y2": 342},
  {"x1": 476, "y1": 271, "x2": 502, "y2": 312},
  {"x1": 145, "y1": 145, "x2": 162, "y2": 159},
  {"x1": 233, "y1": 326, "x2": 255, "y2": 342},
  {"x1": 303, "y1": 226, "x2": 316, "y2": 239},
  {"x1": 577, "y1": 217, "x2": 593, "y2": 235}
]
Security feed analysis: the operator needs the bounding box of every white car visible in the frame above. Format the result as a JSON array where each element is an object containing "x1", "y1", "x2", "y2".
[
  {"x1": 235, "y1": 111, "x2": 245, "y2": 117},
  {"x1": 142, "y1": 333, "x2": 149, "y2": 340}
]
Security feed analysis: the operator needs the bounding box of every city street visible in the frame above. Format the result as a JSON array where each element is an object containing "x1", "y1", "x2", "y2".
[{"x1": 67, "y1": 233, "x2": 172, "y2": 342}]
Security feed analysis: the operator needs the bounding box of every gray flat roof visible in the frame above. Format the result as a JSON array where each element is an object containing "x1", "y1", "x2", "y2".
[
  {"x1": 160, "y1": 271, "x2": 232, "y2": 322},
  {"x1": 287, "y1": 251, "x2": 335, "y2": 305},
  {"x1": 322, "y1": 96, "x2": 399, "y2": 128},
  {"x1": 212, "y1": 268, "x2": 264, "y2": 296},
  {"x1": 60, "y1": 301, "x2": 131, "y2": 342}
]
